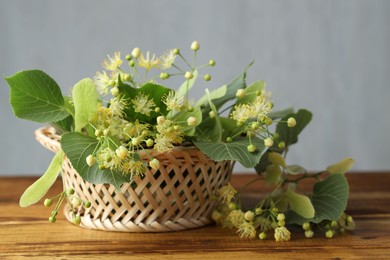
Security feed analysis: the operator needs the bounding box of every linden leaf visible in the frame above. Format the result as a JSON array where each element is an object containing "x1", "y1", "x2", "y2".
[
  {"x1": 20, "y1": 151, "x2": 63, "y2": 207},
  {"x1": 327, "y1": 157, "x2": 355, "y2": 174},
  {"x1": 286, "y1": 189, "x2": 315, "y2": 219}
]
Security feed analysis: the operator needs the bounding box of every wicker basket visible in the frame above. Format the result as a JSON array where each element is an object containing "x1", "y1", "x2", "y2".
[{"x1": 35, "y1": 127, "x2": 232, "y2": 232}]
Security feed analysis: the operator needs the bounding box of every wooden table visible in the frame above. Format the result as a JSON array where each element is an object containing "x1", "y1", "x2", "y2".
[{"x1": 0, "y1": 173, "x2": 389, "y2": 259}]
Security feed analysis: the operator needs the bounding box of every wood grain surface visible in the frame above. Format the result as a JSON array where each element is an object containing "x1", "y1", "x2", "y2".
[{"x1": 0, "y1": 173, "x2": 389, "y2": 259}]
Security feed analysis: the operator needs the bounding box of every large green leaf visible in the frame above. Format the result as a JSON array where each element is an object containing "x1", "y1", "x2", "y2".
[
  {"x1": 20, "y1": 151, "x2": 63, "y2": 207},
  {"x1": 61, "y1": 132, "x2": 128, "y2": 189},
  {"x1": 5, "y1": 70, "x2": 69, "y2": 123},
  {"x1": 194, "y1": 137, "x2": 265, "y2": 168},
  {"x1": 72, "y1": 78, "x2": 98, "y2": 131},
  {"x1": 276, "y1": 109, "x2": 312, "y2": 146},
  {"x1": 286, "y1": 174, "x2": 349, "y2": 225}
]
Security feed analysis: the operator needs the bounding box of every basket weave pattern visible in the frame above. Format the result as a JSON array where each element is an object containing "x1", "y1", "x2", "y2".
[{"x1": 35, "y1": 127, "x2": 232, "y2": 232}]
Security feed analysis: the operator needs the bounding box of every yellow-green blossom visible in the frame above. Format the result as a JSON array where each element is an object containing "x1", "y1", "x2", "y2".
[
  {"x1": 231, "y1": 104, "x2": 252, "y2": 123},
  {"x1": 109, "y1": 97, "x2": 127, "y2": 117},
  {"x1": 139, "y1": 51, "x2": 160, "y2": 71},
  {"x1": 274, "y1": 226, "x2": 291, "y2": 242},
  {"x1": 159, "y1": 49, "x2": 177, "y2": 70},
  {"x1": 163, "y1": 91, "x2": 184, "y2": 111},
  {"x1": 227, "y1": 209, "x2": 245, "y2": 228},
  {"x1": 94, "y1": 71, "x2": 111, "y2": 94},
  {"x1": 103, "y1": 51, "x2": 123, "y2": 71},
  {"x1": 218, "y1": 183, "x2": 237, "y2": 203},
  {"x1": 131, "y1": 93, "x2": 156, "y2": 116},
  {"x1": 237, "y1": 222, "x2": 256, "y2": 238}
]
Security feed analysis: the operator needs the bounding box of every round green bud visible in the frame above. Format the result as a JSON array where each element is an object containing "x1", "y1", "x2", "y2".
[
  {"x1": 71, "y1": 197, "x2": 82, "y2": 208},
  {"x1": 67, "y1": 188, "x2": 75, "y2": 196},
  {"x1": 247, "y1": 144, "x2": 257, "y2": 153},
  {"x1": 287, "y1": 117, "x2": 297, "y2": 128},
  {"x1": 48, "y1": 216, "x2": 56, "y2": 223},
  {"x1": 185, "y1": 71, "x2": 194, "y2": 80},
  {"x1": 273, "y1": 133, "x2": 279, "y2": 140},
  {"x1": 331, "y1": 220, "x2": 338, "y2": 227},
  {"x1": 255, "y1": 208, "x2": 263, "y2": 215},
  {"x1": 278, "y1": 141, "x2": 286, "y2": 149},
  {"x1": 325, "y1": 230, "x2": 334, "y2": 239},
  {"x1": 111, "y1": 86, "x2": 119, "y2": 96},
  {"x1": 188, "y1": 105, "x2": 194, "y2": 111},
  {"x1": 228, "y1": 202, "x2": 237, "y2": 210},
  {"x1": 346, "y1": 216, "x2": 353, "y2": 224},
  {"x1": 173, "y1": 48, "x2": 180, "y2": 55},
  {"x1": 146, "y1": 139, "x2": 154, "y2": 147},
  {"x1": 226, "y1": 137, "x2": 233, "y2": 142},
  {"x1": 277, "y1": 213, "x2": 285, "y2": 221},
  {"x1": 129, "y1": 60, "x2": 135, "y2": 67},
  {"x1": 160, "y1": 72, "x2": 170, "y2": 80},
  {"x1": 103, "y1": 129, "x2": 110, "y2": 136},
  {"x1": 302, "y1": 222, "x2": 311, "y2": 231},
  {"x1": 259, "y1": 232, "x2": 267, "y2": 240},
  {"x1": 44, "y1": 198, "x2": 53, "y2": 207},
  {"x1": 122, "y1": 74, "x2": 131, "y2": 82},
  {"x1": 305, "y1": 230, "x2": 314, "y2": 238},
  {"x1": 84, "y1": 201, "x2": 91, "y2": 208},
  {"x1": 132, "y1": 137, "x2": 141, "y2": 146},
  {"x1": 191, "y1": 41, "x2": 200, "y2": 51},
  {"x1": 264, "y1": 138, "x2": 274, "y2": 147},
  {"x1": 278, "y1": 220, "x2": 285, "y2": 227},
  {"x1": 244, "y1": 211, "x2": 254, "y2": 222},
  {"x1": 108, "y1": 80, "x2": 116, "y2": 87},
  {"x1": 155, "y1": 107, "x2": 161, "y2": 113},
  {"x1": 209, "y1": 111, "x2": 216, "y2": 118},
  {"x1": 125, "y1": 54, "x2": 132, "y2": 61},
  {"x1": 209, "y1": 59, "x2": 216, "y2": 66},
  {"x1": 204, "y1": 74, "x2": 211, "y2": 81},
  {"x1": 251, "y1": 122, "x2": 259, "y2": 130},
  {"x1": 264, "y1": 118, "x2": 273, "y2": 126},
  {"x1": 72, "y1": 215, "x2": 81, "y2": 225}
]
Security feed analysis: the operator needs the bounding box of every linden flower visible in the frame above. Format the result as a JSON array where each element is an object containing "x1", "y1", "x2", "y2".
[
  {"x1": 103, "y1": 51, "x2": 123, "y2": 71},
  {"x1": 227, "y1": 210, "x2": 245, "y2": 228},
  {"x1": 159, "y1": 49, "x2": 177, "y2": 70},
  {"x1": 123, "y1": 160, "x2": 146, "y2": 178},
  {"x1": 218, "y1": 183, "x2": 237, "y2": 203},
  {"x1": 139, "y1": 51, "x2": 160, "y2": 71},
  {"x1": 94, "y1": 71, "x2": 111, "y2": 94},
  {"x1": 237, "y1": 222, "x2": 257, "y2": 239},
  {"x1": 131, "y1": 93, "x2": 156, "y2": 116},
  {"x1": 109, "y1": 97, "x2": 127, "y2": 117},
  {"x1": 274, "y1": 226, "x2": 291, "y2": 242},
  {"x1": 154, "y1": 134, "x2": 175, "y2": 153},
  {"x1": 251, "y1": 92, "x2": 273, "y2": 122},
  {"x1": 163, "y1": 91, "x2": 184, "y2": 111},
  {"x1": 231, "y1": 104, "x2": 252, "y2": 123}
]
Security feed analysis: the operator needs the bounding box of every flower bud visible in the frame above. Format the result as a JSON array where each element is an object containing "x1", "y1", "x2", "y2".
[
  {"x1": 277, "y1": 213, "x2": 285, "y2": 221},
  {"x1": 160, "y1": 72, "x2": 169, "y2": 80},
  {"x1": 44, "y1": 198, "x2": 53, "y2": 207},
  {"x1": 226, "y1": 137, "x2": 233, "y2": 143},
  {"x1": 110, "y1": 86, "x2": 119, "y2": 96},
  {"x1": 187, "y1": 116, "x2": 197, "y2": 126},
  {"x1": 247, "y1": 144, "x2": 257, "y2": 153},
  {"x1": 173, "y1": 48, "x2": 180, "y2": 55},
  {"x1": 244, "y1": 211, "x2": 254, "y2": 222},
  {"x1": 209, "y1": 59, "x2": 216, "y2": 66},
  {"x1": 209, "y1": 111, "x2": 216, "y2": 118},
  {"x1": 236, "y1": 89, "x2": 246, "y2": 98},
  {"x1": 146, "y1": 139, "x2": 154, "y2": 147},
  {"x1": 86, "y1": 155, "x2": 96, "y2": 166},
  {"x1": 125, "y1": 54, "x2": 132, "y2": 61},
  {"x1": 287, "y1": 117, "x2": 297, "y2": 128},
  {"x1": 264, "y1": 138, "x2": 274, "y2": 147},
  {"x1": 259, "y1": 232, "x2": 267, "y2": 240},
  {"x1": 149, "y1": 158, "x2": 160, "y2": 170},
  {"x1": 84, "y1": 201, "x2": 91, "y2": 208},
  {"x1": 184, "y1": 71, "x2": 193, "y2": 80},
  {"x1": 132, "y1": 47, "x2": 141, "y2": 58},
  {"x1": 204, "y1": 74, "x2": 211, "y2": 81},
  {"x1": 157, "y1": 116, "x2": 165, "y2": 125},
  {"x1": 154, "y1": 107, "x2": 161, "y2": 113},
  {"x1": 116, "y1": 146, "x2": 128, "y2": 160},
  {"x1": 71, "y1": 198, "x2": 82, "y2": 208},
  {"x1": 278, "y1": 141, "x2": 286, "y2": 149},
  {"x1": 72, "y1": 215, "x2": 81, "y2": 225},
  {"x1": 48, "y1": 216, "x2": 56, "y2": 223},
  {"x1": 132, "y1": 137, "x2": 141, "y2": 146},
  {"x1": 129, "y1": 60, "x2": 135, "y2": 67},
  {"x1": 305, "y1": 230, "x2": 314, "y2": 238},
  {"x1": 191, "y1": 41, "x2": 200, "y2": 51}
]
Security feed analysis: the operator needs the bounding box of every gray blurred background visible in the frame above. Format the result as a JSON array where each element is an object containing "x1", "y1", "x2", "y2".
[{"x1": 1, "y1": 0, "x2": 389, "y2": 176}]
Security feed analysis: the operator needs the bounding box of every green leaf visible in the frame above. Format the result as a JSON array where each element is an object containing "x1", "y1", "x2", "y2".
[
  {"x1": 194, "y1": 137, "x2": 265, "y2": 168},
  {"x1": 286, "y1": 174, "x2": 349, "y2": 225},
  {"x1": 286, "y1": 189, "x2": 315, "y2": 219},
  {"x1": 276, "y1": 109, "x2": 312, "y2": 146},
  {"x1": 268, "y1": 107, "x2": 295, "y2": 119},
  {"x1": 285, "y1": 164, "x2": 306, "y2": 175},
  {"x1": 72, "y1": 78, "x2": 98, "y2": 132},
  {"x1": 177, "y1": 69, "x2": 198, "y2": 99},
  {"x1": 5, "y1": 70, "x2": 69, "y2": 123},
  {"x1": 20, "y1": 151, "x2": 63, "y2": 207},
  {"x1": 268, "y1": 152, "x2": 286, "y2": 167},
  {"x1": 195, "y1": 84, "x2": 227, "y2": 108},
  {"x1": 326, "y1": 157, "x2": 355, "y2": 174},
  {"x1": 61, "y1": 132, "x2": 128, "y2": 189},
  {"x1": 265, "y1": 164, "x2": 282, "y2": 185}
]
